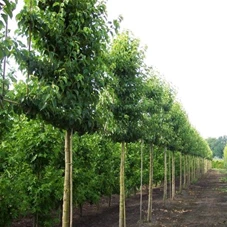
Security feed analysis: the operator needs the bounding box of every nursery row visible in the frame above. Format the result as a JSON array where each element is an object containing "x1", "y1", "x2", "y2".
[
  {"x1": 0, "y1": 118, "x2": 211, "y2": 226},
  {"x1": 0, "y1": 1, "x2": 212, "y2": 226}
]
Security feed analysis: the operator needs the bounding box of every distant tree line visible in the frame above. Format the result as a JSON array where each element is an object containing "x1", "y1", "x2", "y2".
[{"x1": 206, "y1": 136, "x2": 227, "y2": 158}]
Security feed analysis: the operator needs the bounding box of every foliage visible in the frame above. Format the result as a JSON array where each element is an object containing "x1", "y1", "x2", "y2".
[
  {"x1": 223, "y1": 145, "x2": 227, "y2": 168},
  {"x1": 142, "y1": 71, "x2": 173, "y2": 145},
  {"x1": 0, "y1": 116, "x2": 64, "y2": 226},
  {"x1": 212, "y1": 159, "x2": 224, "y2": 169},
  {"x1": 15, "y1": 0, "x2": 116, "y2": 132},
  {"x1": 206, "y1": 136, "x2": 227, "y2": 158},
  {"x1": 0, "y1": 0, "x2": 17, "y2": 60},
  {"x1": 73, "y1": 133, "x2": 120, "y2": 207},
  {"x1": 108, "y1": 31, "x2": 146, "y2": 143}
]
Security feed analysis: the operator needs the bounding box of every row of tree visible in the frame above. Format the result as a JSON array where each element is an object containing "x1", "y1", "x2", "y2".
[
  {"x1": 0, "y1": 117, "x2": 212, "y2": 226},
  {"x1": 0, "y1": 1, "x2": 212, "y2": 227}
]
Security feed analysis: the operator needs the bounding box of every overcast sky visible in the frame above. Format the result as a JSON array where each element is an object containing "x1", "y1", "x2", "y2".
[{"x1": 107, "y1": 0, "x2": 227, "y2": 139}]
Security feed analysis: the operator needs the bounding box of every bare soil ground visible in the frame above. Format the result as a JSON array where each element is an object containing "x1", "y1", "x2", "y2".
[{"x1": 12, "y1": 169, "x2": 227, "y2": 227}]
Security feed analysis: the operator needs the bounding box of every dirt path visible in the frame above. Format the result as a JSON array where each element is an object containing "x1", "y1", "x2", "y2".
[
  {"x1": 74, "y1": 169, "x2": 227, "y2": 227},
  {"x1": 150, "y1": 169, "x2": 227, "y2": 227},
  {"x1": 12, "y1": 169, "x2": 227, "y2": 227}
]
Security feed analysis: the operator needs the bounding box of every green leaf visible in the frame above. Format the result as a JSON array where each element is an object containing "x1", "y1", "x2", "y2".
[{"x1": 31, "y1": 154, "x2": 37, "y2": 163}]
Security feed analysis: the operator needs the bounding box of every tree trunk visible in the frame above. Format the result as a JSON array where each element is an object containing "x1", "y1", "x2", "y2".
[
  {"x1": 123, "y1": 144, "x2": 126, "y2": 227},
  {"x1": 203, "y1": 158, "x2": 205, "y2": 174},
  {"x1": 168, "y1": 150, "x2": 172, "y2": 198},
  {"x1": 183, "y1": 154, "x2": 186, "y2": 188},
  {"x1": 171, "y1": 151, "x2": 175, "y2": 200},
  {"x1": 179, "y1": 152, "x2": 182, "y2": 194},
  {"x1": 70, "y1": 129, "x2": 73, "y2": 226},
  {"x1": 33, "y1": 213, "x2": 38, "y2": 227},
  {"x1": 79, "y1": 204, "x2": 83, "y2": 217},
  {"x1": 186, "y1": 155, "x2": 190, "y2": 187},
  {"x1": 191, "y1": 156, "x2": 194, "y2": 182},
  {"x1": 147, "y1": 143, "x2": 154, "y2": 222},
  {"x1": 108, "y1": 195, "x2": 112, "y2": 207},
  {"x1": 119, "y1": 142, "x2": 126, "y2": 227},
  {"x1": 2, "y1": 14, "x2": 8, "y2": 98},
  {"x1": 193, "y1": 156, "x2": 196, "y2": 181},
  {"x1": 196, "y1": 157, "x2": 199, "y2": 179},
  {"x1": 62, "y1": 129, "x2": 73, "y2": 227},
  {"x1": 163, "y1": 147, "x2": 167, "y2": 203},
  {"x1": 205, "y1": 159, "x2": 208, "y2": 173},
  {"x1": 140, "y1": 140, "x2": 144, "y2": 222}
]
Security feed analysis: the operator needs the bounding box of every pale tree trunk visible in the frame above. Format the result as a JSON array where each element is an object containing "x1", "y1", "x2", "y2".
[
  {"x1": 193, "y1": 156, "x2": 196, "y2": 181},
  {"x1": 192, "y1": 157, "x2": 195, "y2": 180},
  {"x1": 139, "y1": 140, "x2": 144, "y2": 223},
  {"x1": 123, "y1": 144, "x2": 126, "y2": 227},
  {"x1": 196, "y1": 157, "x2": 200, "y2": 179},
  {"x1": 205, "y1": 159, "x2": 208, "y2": 173},
  {"x1": 187, "y1": 155, "x2": 190, "y2": 187},
  {"x1": 204, "y1": 159, "x2": 207, "y2": 173},
  {"x1": 190, "y1": 156, "x2": 192, "y2": 182},
  {"x1": 192, "y1": 156, "x2": 194, "y2": 182},
  {"x1": 203, "y1": 158, "x2": 205, "y2": 174},
  {"x1": 198, "y1": 157, "x2": 201, "y2": 177},
  {"x1": 183, "y1": 154, "x2": 186, "y2": 188},
  {"x1": 168, "y1": 150, "x2": 172, "y2": 199},
  {"x1": 198, "y1": 158, "x2": 200, "y2": 177},
  {"x1": 147, "y1": 144, "x2": 154, "y2": 222},
  {"x1": 179, "y1": 152, "x2": 182, "y2": 193},
  {"x1": 70, "y1": 130, "x2": 73, "y2": 227},
  {"x1": 171, "y1": 151, "x2": 175, "y2": 200},
  {"x1": 163, "y1": 147, "x2": 167, "y2": 203},
  {"x1": 201, "y1": 158, "x2": 203, "y2": 176},
  {"x1": 119, "y1": 142, "x2": 126, "y2": 227},
  {"x1": 62, "y1": 129, "x2": 73, "y2": 227},
  {"x1": 2, "y1": 13, "x2": 8, "y2": 98}
]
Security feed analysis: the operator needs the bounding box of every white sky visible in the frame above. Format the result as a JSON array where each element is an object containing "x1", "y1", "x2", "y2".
[{"x1": 107, "y1": 0, "x2": 227, "y2": 139}]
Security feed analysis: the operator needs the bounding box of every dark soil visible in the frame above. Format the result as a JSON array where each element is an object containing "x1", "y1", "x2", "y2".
[{"x1": 12, "y1": 169, "x2": 227, "y2": 227}]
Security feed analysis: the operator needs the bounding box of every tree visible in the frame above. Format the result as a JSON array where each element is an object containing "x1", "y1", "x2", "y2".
[
  {"x1": 207, "y1": 136, "x2": 227, "y2": 158},
  {"x1": 15, "y1": 1, "x2": 115, "y2": 226},
  {"x1": 108, "y1": 31, "x2": 146, "y2": 227},
  {"x1": 141, "y1": 71, "x2": 173, "y2": 222},
  {"x1": 167, "y1": 102, "x2": 188, "y2": 199}
]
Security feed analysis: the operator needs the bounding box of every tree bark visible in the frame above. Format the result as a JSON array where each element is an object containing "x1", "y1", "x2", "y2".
[
  {"x1": 2, "y1": 14, "x2": 8, "y2": 98},
  {"x1": 196, "y1": 157, "x2": 199, "y2": 179},
  {"x1": 119, "y1": 142, "x2": 126, "y2": 227},
  {"x1": 193, "y1": 156, "x2": 196, "y2": 182},
  {"x1": 70, "y1": 129, "x2": 73, "y2": 226},
  {"x1": 186, "y1": 155, "x2": 190, "y2": 187},
  {"x1": 179, "y1": 152, "x2": 182, "y2": 194},
  {"x1": 168, "y1": 150, "x2": 172, "y2": 198},
  {"x1": 171, "y1": 151, "x2": 175, "y2": 200},
  {"x1": 140, "y1": 140, "x2": 144, "y2": 222},
  {"x1": 62, "y1": 129, "x2": 73, "y2": 227},
  {"x1": 147, "y1": 143, "x2": 154, "y2": 222},
  {"x1": 163, "y1": 147, "x2": 167, "y2": 203},
  {"x1": 183, "y1": 154, "x2": 186, "y2": 188}
]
